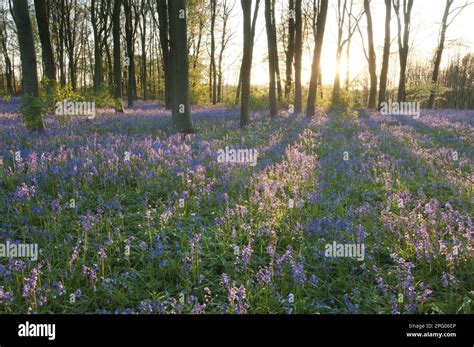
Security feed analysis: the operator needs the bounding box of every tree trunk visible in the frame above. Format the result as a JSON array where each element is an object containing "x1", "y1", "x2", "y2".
[
  {"x1": 113, "y1": 0, "x2": 124, "y2": 112},
  {"x1": 210, "y1": 0, "x2": 217, "y2": 104},
  {"x1": 236, "y1": 0, "x2": 260, "y2": 104},
  {"x1": 306, "y1": 0, "x2": 328, "y2": 117},
  {"x1": 157, "y1": 0, "x2": 172, "y2": 109},
  {"x1": 0, "y1": 21, "x2": 13, "y2": 94},
  {"x1": 428, "y1": 0, "x2": 452, "y2": 109},
  {"x1": 123, "y1": 0, "x2": 135, "y2": 108},
  {"x1": 34, "y1": 0, "x2": 56, "y2": 88},
  {"x1": 284, "y1": 0, "x2": 295, "y2": 100},
  {"x1": 271, "y1": 0, "x2": 282, "y2": 101},
  {"x1": 265, "y1": 0, "x2": 278, "y2": 117},
  {"x1": 240, "y1": 0, "x2": 253, "y2": 127},
  {"x1": 378, "y1": 0, "x2": 391, "y2": 109},
  {"x1": 168, "y1": 0, "x2": 194, "y2": 133},
  {"x1": 364, "y1": 0, "x2": 377, "y2": 109},
  {"x1": 13, "y1": 0, "x2": 44, "y2": 132},
  {"x1": 217, "y1": 0, "x2": 232, "y2": 103},
  {"x1": 394, "y1": 0, "x2": 414, "y2": 102},
  {"x1": 141, "y1": 7, "x2": 147, "y2": 100},
  {"x1": 294, "y1": 0, "x2": 302, "y2": 114}
]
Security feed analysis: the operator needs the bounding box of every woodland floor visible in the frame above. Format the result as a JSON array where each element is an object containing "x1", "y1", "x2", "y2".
[{"x1": 0, "y1": 99, "x2": 472, "y2": 314}]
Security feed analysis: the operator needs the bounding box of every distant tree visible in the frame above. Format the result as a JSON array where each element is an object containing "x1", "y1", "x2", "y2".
[
  {"x1": 13, "y1": 0, "x2": 44, "y2": 132},
  {"x1": 428, "y1": 0, "x2": 471, "y2": 108},
  {"x1": 364, "y1": 0, "x2": 377, "y2": 109},
  {"x1": 306, "y1": 0, "x2": 328, "y2": 117},
  {"x1": 0, "y1": 7, "x2": 14, "y2": 94},
  {"x1": 333, "y1": 0, "x2": 361, "y2": 103},
  {"x1": 217, "y1": 0, "x2": 235, "y2": 103},
  {"x1": 91, "y1": 0, "x2": 111, "y2": 93},
  {"x1": 168, "y1": 0, "x2": 194, "y2": 133},
  {"x1": 393, "y1": 0, "x2": 414, "y2": 102},
  {"x1": 378, "y1": 0, "x2": 391, "y2": 109},
  {"x1": 332, "y1": 0, "x2": 348, "y2": 103}
]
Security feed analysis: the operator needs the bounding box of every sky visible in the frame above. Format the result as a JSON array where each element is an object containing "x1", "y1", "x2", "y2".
[{"x1": 221, "y1": 0, "x2": 474, "y2": 86}]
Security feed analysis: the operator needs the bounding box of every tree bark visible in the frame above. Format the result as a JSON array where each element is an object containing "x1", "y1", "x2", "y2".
[
  {"x1": 210, "y1": 0, "x2": 217, "y2": 104},
  {"x1": 294, "y1": 0, "x2": 302, "y2": 114},
  {"x1": 113, "y1": 0, "x2": 124, "y2": 112},
  {"x1": 240, "y1": 0, "x2": 253, "y2": 126},
  {"x1": 235, "y1": 0, "x2": 260, "y2": 104},
  {"x1": 306, "y1": 0, "x2": 328, "y2": 117},
  {"x1": 364, "y1": 0, "x2": 377, "y2": 109},
  {"x1": 13, "y1": 0, "x2": 44, "y2": 132},
  {"x1": 284, "y1": 0, "x2": 295, "y2": 100},
  {"x1": 428, "y1": 0, "x2": 453, "y2": 109},
  {"x1": 378, "y1": 0, "x2": 391, "y2": 109},
  {"x1": 123, "y1": 0, "x2": 135, "y2": 108},
  {"x1": 168, "y1": 0, "x2": 194, "y2": 133},
  {"x1": 157, "y1": 0, "x2": 172, "y2": 109},
  {"x1": 265, "y1": 0, "x2": 278, "y2": 117},
  {"x1": 34, "y1": 0, "x2": 56, "y2": 88},
  {"x1": 393, "y1": 0, "x2": 414, "y2": 102}
]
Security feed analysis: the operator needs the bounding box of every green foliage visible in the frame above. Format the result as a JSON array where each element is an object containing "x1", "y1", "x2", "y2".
[
  {"x1": 114, "y1": 97, "x2": 124, "y2": 112},
  {"x1": 2, "y1": 88, "x2": 10, "y2": 102},
  {"x1": 82, "y1": 85, "x2": 115, "y2": 108},
  {"x1": 406, "y1": 79, "x2": 451, "y2": 105},
  {"x1": 224, "y1": 86, "x2": 271, "y2": 112},
  {"x1": 20, "y1": 94, "x2": 45, "y2": 132}
]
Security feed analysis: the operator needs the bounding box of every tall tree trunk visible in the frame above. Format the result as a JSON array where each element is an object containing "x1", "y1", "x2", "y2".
[
  {"x1": 157, "y1": 0, "x2": 172, "y2": 109},
  {"x1": 168, "y1": 0, "x2": 194, "y2": 133},
  {"x1": 393, "y1": 0, "x2": 414, "y2": 102},
  {"x1": 210, "y1": 0, "x2": 217, "y2": 104},
  {"x1": 428, "y1": 0, "x2": 453, "y2": 109},
  {"x1": 235, "y1": 0, "x2": 260, "y2": 104},
  {"x1": 217, "y1": 0, "x2": 232, "y2": 103},
  {"x1": 123, "y1": 0, "x2": 135, "y2": 108},
  {"x1": 306, "y1": 0, "x2": 328, "y2": 117},
  {"x1": 13, "y1": 0, "x2": 44, "y2": 132},
  {"x1": 141, "y1": 7, "x2": 147, "y2": 100},
  {"x1": 113, "y1": 0, "x2": 124, "y2": 112},
  {"x1": 332, "y1": 0, "x2": 348, "y2": 105},
  {"x1": 240, "y1": 0, "x2": 253, "y2": 126},
  {"x1": 378, "y1": 0, "x2": 391, "y2": 109},
  {"x1": 284, "y1": 0, "x2": 295, "y2": 100},
  {"x1": 91, "y1": 0, "x2": 106, "y2": 93},
  {"x1": 294, "y1": 0, "x2": 302, "y2": 113},
  {"x1": 0, "y1": 21, "x2": 13, "y2": 94},
  {"x1": 271, "y1": 0, "x2": 282, "y2": 101},
  {"x1": 34, "y1": 0, "x2": 56, "y2": 89},
  {"x1": 364, "y1": 0, "x2": 377, "y2": 109},
  {"x1": 265, "y1": 0, "x2": 278, "y2": 117}
]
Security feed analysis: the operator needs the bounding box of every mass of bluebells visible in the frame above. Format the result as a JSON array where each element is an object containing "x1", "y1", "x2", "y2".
[{"x1": 0, "y1": 98, "x2": 472, "y2": 314}]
